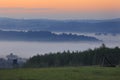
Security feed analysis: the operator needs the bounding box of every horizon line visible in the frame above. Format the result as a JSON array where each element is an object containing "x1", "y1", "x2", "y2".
[{"x1": 0, "y1": 16, "x2": 120, "y2": 21}]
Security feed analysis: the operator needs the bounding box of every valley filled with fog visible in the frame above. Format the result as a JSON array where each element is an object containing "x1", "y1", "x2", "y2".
[{"x1": 0, "y1": 32, "x2": 120, "y2": 58}]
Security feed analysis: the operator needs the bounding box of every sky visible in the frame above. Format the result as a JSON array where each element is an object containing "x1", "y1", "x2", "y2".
[{"x1": 0, "y1": 0, "x2": 120, "y2": 19}]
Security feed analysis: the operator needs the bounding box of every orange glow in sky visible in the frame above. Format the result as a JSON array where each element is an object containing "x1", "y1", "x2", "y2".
[{"x1": 0, "y1": 0, "x2": 120, "y2": 19}]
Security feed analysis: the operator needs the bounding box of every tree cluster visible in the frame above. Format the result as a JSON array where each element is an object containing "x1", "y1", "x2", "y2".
[{"x1": 25, "y1": 44, "x2": 120, "y2": 67}]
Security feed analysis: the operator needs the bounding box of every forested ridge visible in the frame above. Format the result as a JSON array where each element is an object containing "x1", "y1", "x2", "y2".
[
  {"x1": 25, "y1": 44, "x2": 120, "y2": 67},
  {"x1": 0, "y1": 17, "x2": 120, "y2": 33},
  {"x1": 0, "y1": 30, "x2": 100, "y2": 42}
]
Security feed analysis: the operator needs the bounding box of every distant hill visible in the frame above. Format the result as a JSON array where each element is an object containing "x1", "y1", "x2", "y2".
[
  {"x1": 0, "y1": 30, "x2": 100, "y2": 42},
  {"x1": 0, "y1": 17, "x2": 120, "y2": 33}
]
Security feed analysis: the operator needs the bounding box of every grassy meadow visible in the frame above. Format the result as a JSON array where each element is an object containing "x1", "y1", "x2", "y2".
[{"x1": 0, "y1": 67, "x2": 120, "y2": 80}]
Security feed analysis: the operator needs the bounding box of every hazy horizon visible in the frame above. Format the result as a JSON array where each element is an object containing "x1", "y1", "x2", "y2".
[{"x1": 0, "y1": 16, "x2": 120, "y2": 21}]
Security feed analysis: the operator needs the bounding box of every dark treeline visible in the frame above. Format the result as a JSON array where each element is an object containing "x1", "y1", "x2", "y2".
[
  {"x1": 0, "y1": 30, "x2": 100, "y2": 42},
  {"x1": 25, "y1": 44, "x2": 120, "y2": 67}
]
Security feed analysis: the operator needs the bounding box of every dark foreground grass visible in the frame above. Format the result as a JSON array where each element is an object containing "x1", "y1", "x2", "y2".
[{"x1": 0, "y1": 67, "x2": 120, "y2": 80}]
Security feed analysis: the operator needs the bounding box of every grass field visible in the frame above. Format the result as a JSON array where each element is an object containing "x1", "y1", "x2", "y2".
[{"x1": 0, "y1": 67, "x2": 120, "y2": 80}]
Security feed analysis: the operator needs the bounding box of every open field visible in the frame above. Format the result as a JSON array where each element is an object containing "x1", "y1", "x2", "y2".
[{"x1": 0, "y1": 67, "x2": 120, "y2": 80}]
